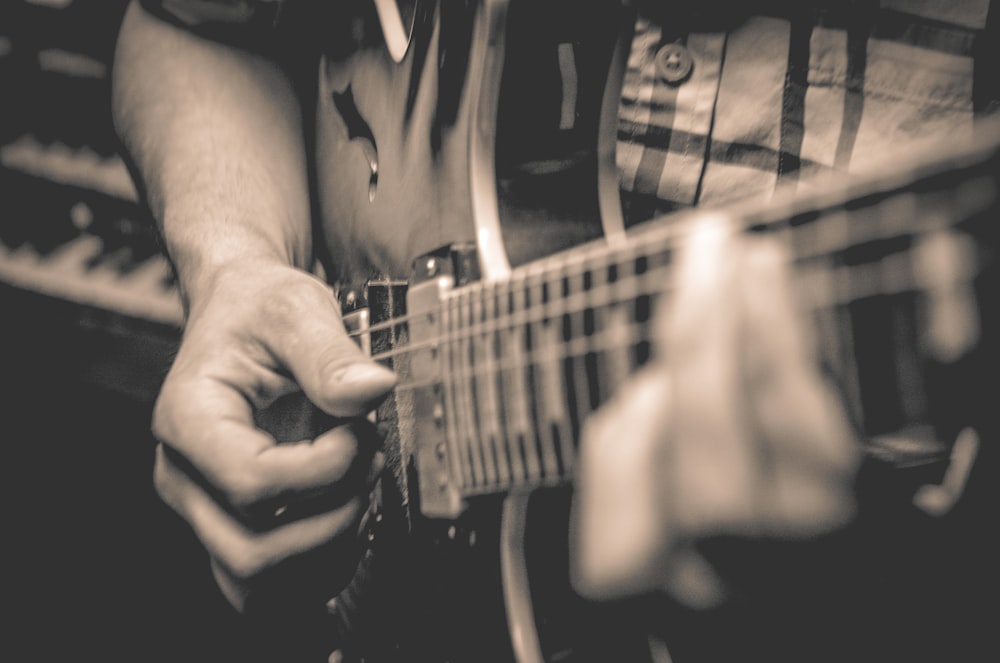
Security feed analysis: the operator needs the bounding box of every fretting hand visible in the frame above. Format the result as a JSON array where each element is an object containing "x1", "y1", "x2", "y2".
[{"x1": 571, "y1": 214, "x2": 861, "y2": 607}]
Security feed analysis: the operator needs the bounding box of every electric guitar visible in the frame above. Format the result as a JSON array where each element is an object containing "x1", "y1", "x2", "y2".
[{"x1": 315, "y1": 1, "x2": 997, "y2": 661}]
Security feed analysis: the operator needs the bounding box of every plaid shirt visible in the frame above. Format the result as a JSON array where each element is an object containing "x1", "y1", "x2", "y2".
[
  {"x1": 619, "y1": 0, "x2": 996, "y2": 222},
  {"x1": 139, "y1": 0, "x2": 996, "y2": 222}
]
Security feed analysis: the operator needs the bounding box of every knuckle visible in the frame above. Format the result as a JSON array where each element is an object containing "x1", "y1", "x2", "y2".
[
  {"x1": 151, "y1": 447, "x2": 176, "y2": 505},
  {"x1": 225, "y1": 545, "x2": 269, "y2": 581},
  {"x1": 151, "y1": 368, "x2": 205, "y2": 444},
  {"x1": 221, "y1": 468, "x2": 268, "y2": 512},
  {"x1": 151, "y1": 385, "x2": 181, "y2": 443},
  {"x1": 327, "y1": 429, "x2": 362, "y2": 479},
  {"x1": 315, "y1": 341, "x2": 357, "y2": 377},
  {"x1": 260, "y1": 273, "x2": 332, "y2": 324}
]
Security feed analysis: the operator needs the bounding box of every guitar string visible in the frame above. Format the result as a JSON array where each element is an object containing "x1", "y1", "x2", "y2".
[
  {"x1": 398, "y1": 199, "x2": 993, "y2": 492},
  {"x1": 395, "y1": 244, "x2": 975, "y2": 487},
  {"x1": 366, "y1": 165, "x2": 995, "y2": 491},
  {"x1": 347, "y1": 174, "x2": 993, "y2": 490},
  {"x1": 345, "y1": 182, "x2": 990, "y2": 347},
  {"x1": 382, "y1": 272, "x2": 976, "y2": 505},
  {"x1": 360, "y1": 241, "x2": 977, "y2": 367},
  {"x1": 387, "y1": 260, "x2": 947, "y2": 489},
  {"x1": 384, "y1": 254, "x2": 947, "y2": 394}
]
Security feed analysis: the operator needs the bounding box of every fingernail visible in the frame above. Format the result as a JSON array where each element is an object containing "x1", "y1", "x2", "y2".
[{"x1": 333, "y1": 362, "x2": 396, "y2": 384}]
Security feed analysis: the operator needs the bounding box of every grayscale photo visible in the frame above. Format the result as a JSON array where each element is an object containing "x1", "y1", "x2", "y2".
[{"x1": 2, "y1": 1, "x2": 996, "y2": 661}]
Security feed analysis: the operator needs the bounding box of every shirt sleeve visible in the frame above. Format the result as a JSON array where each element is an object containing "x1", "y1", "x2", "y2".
[{"x1": 137, "y1": 0, "x2": 288, "y2": 44}]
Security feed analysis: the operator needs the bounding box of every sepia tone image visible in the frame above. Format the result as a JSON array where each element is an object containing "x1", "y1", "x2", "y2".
[{"x1": 2, "y1": 1, "x2": 996, "y2": 661}]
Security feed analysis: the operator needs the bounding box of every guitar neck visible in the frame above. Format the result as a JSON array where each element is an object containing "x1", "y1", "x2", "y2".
[{"x1": 370, "y1": 120, "x2": 998, "y2": 504}]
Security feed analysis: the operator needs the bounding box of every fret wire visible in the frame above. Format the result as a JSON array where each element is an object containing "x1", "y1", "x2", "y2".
[
  {"x1": 515, "y1": 270, "x2": 546, "y2": 481},
  {"x1": 512, "y1": 278, "x2": 542, "y2": 483},
  {"x1": 446, "y1": 299, "x2": 474, "y2": 486},
  {"x1": 524, "y1": 267, "x2": 553, "y2": 478},
  {"x1": 589, "y1": 254, "x2": 611, "y2": 408},
  {"x1": 486, "y1": 279, "x2": 513, "y2": 486},
  {"x1": 553, "y1": 259, "x2": 580, "y2": 454},
  {"x1": 539, "y1": 267, "x2": 566, "y2": 476},
  {"x1": 586, "y1": 259, "x2": 605, "y2": 408},
  {"x1": 567, "y1": 258, "x2": 592, "y2": 471},
  {"x1": 495, "y1": 283, "x2": 515, "y2": 483},
  {"x1": 554, "y1": 260, "x2": 579, "y2": 473},
  {"x1": 520, "y1": 276, "x2": 543, "y2": 482},
  {"x1": 568, "y1": 261, "x2": 595, "y2": 426},
  {"x1": 460, "y1": 289, "x2": 489, "y2": 485},
  {"x1": 520, "y1": 268, "x2": 550, "y2": 479},
  {"x1": 465, "y1": 293, "x2": 482, "y2": 489},
  {"x1": 439, "y1": 292, "x2": 458, "y2": 487},
  {"x1": 508, "y1": 281, "x2": 533, "y2": 482},
  {"x1": 459, "y1": 290, "x2": 490, "y2": 485},
  {"x1": 459, "y1": 291, "x2": 481, "y2": 489},
  {"x1": 610, "y1": 255, "x2": 636, "y2": 389},
  {"x1": 471, "y1": 290, "x2": 500, "y2": 486},
  {"x1": 524, "y1": 270, "x2": 562, "y2": 477}
]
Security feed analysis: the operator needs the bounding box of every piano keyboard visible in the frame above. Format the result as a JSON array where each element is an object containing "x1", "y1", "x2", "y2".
[
  {"x1": 1, "y1": 136, "x2": 183, "y2": 328},
  {"x1": 2, "y1": 0, "x2": 182, "y2": 330}
]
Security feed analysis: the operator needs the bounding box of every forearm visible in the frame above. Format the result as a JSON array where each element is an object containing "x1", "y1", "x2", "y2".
[{"x1": 111, "y1": 1, "x2": 313, "y2": 312}]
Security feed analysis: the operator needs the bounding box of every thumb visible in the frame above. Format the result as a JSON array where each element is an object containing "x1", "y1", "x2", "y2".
[{"x1": 268, "y1": 285, "x2": 397, "y2": 417}]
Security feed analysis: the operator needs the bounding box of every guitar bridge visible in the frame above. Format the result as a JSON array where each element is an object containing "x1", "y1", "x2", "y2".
[
  {"x1": 338, "y1": 245, "x2": 479, "y2": 521},
  {"x1": 405, "y1": 243, "x2": 480, "y2": 519}
]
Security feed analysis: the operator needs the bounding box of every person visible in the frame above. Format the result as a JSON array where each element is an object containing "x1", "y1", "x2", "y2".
[{"x1": 111, "y1": 0, "x2": 996, "y2": 661}]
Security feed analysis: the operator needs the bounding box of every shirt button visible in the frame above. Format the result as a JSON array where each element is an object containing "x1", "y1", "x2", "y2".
[{"x1": 655, "y1": 43, "x2": 693, "y2": 84}]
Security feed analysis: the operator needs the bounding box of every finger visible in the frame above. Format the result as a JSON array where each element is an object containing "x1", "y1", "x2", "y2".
[
  {"x1": 211, "y1": 558, "x2": 252, "y2": 614},
  {"x1": 262, "y1": 276, "x2": 396, "y2": 417},
  {"x1": 663, "y1": 214, "x2": 760, "y2": 534},
  {"x1": 571, "y1": 368, "x2": 675, "y2": 599},
  {"x1": 257, "y1": 421, "x2": 380, "y2": 491},
  {"x1": 737, "y1": 238, "x2": 860, "y2": 533},
  {"x1": 739, "y1": 237, "x2": 858, "y2": 465},
  {"x1": 155, "y1": 444, "x2": 367, "y2": 602},
  {"x1": 154, "y1": 379, "x2": 381, "y2": 514}
]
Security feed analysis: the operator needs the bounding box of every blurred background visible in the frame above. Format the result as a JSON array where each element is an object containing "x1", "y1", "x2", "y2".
[{"x1": 0, "y1": 1, "x2": 260, "y2": 660}]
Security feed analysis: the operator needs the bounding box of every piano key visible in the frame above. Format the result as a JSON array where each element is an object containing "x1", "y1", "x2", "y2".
[
  {"x1": 84, "y1": 242, "x2": 125, "y2": 273},
  {"x1": 125, "y1": 254, "x2": 177, "y2": 296},
  {"x1": 40, "y1": 233, "x2": 103, "y2": 275},
  {"x1": 1, "y1": 135, "x2": 138, "y2": 202},
  {"x1": 0, "y1": 233, "x2": 183, "y2": 327}
]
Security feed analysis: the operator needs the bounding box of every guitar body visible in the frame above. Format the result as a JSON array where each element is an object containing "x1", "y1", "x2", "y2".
[
  {"x1": 310, "y1": 2, "x2": 999, "y2": 662},
  {"x1": 313, "y1": 0, "x2": 626, "y2": 282}
]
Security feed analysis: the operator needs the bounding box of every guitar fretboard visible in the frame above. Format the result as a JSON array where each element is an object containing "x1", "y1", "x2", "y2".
[{"x1": 369, "y1": 121, "x2": 998, "y2": 499}]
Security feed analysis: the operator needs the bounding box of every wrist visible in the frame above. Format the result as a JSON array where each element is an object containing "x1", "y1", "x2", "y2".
[
  {"x1": 160, "y1": 214, "x2": 314, "y2": 316},
  {"x1": 173, "y1": 248, "x2": 306, "y2": 320}
]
